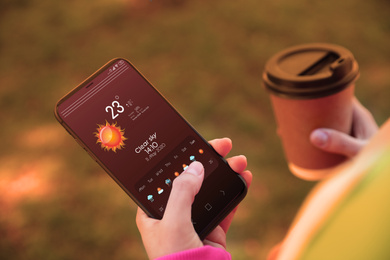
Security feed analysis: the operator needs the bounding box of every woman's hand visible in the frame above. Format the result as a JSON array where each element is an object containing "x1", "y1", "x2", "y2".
[
  {"x1": 310, "y1": 98, "x2": 378, "y2": 157},
  {"x1": 136, "y1": 138, "x2": 252, "y2": 259}
]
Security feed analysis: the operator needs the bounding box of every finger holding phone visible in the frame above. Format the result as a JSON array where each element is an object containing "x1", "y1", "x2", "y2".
[{"x1": 137, "y1": 138, "x2": 252, "y2": 260}]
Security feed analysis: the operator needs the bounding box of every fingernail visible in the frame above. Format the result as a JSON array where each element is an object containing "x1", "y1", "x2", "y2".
[
  {"x1": 185, "y1": 161, "x2": 204, "y2": 176},
  {"x1": 311, "y1": 129, "x2": 329, "y2": 147}
]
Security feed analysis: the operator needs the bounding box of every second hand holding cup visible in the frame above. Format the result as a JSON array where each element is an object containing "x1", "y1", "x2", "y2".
[{"x1": 263, "y1": 43, "x2": 359, "y2": 181}]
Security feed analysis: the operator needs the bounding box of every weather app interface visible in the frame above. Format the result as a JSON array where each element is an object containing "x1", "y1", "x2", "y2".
[{"x1": 57, "y1": 59, "x2": 219, "y2": 217}]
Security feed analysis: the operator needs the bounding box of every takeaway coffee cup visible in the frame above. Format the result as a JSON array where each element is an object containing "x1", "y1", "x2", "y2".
[{"x1": 263, "y1": 43, "x2": 359, "y2": 180}]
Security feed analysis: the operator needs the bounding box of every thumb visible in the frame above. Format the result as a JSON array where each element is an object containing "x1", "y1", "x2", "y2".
[
  {"x1": 163, "y1": 161, "x2": 205, "y2": 222},
  {"x1": 310, "y1": 128, "x2": 366, "y2": 158}
]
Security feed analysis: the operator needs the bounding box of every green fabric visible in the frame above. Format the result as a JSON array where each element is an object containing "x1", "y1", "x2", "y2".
[{"x1": 300, "y1": 149, "x2": 390, "y2": 260}]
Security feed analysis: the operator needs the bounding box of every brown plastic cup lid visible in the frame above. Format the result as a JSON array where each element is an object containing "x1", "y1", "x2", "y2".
[{"x1": 263, "y1": 43, "x2": 359, "y2": 99}]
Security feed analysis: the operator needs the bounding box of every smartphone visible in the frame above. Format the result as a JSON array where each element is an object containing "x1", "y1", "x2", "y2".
[{"x1": 54, "y1": 58, "x2": 247, "y2": 239}]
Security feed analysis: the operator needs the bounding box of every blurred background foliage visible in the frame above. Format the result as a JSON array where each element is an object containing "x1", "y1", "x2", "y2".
[{"x1": 1, "y1": 0, "x2": 390, "y2": 259}]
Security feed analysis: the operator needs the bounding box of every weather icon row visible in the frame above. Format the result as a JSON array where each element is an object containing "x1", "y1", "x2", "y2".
[{"x1": 146, "y1": 155, "x2": 200, "y2": 203}]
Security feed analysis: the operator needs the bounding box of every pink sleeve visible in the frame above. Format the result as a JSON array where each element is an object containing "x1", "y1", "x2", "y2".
[{"x1": 155, "y1": 245, "x2": 231, "y2": 260}]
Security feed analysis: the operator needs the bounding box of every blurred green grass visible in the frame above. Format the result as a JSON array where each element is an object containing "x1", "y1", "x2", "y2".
[{"x1": 1, "y1": 0, "x2": 390, "y2": 259}]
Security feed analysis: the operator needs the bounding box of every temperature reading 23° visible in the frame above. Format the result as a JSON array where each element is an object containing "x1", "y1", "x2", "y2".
[{"x1": 105, "y1": 101, "x2": 124, "y2": 119}]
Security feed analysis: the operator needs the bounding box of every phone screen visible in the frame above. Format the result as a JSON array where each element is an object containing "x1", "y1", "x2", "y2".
[{"x1": 55, "y1": 58, "x2": 247, "y2": 239}]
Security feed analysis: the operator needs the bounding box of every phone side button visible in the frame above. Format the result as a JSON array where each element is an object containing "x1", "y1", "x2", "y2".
[
  {"x1": 86, "y1": 150, "x2": 99, "y2": 163},
  {"x1": 92, "y1": 158, "x2": 105, "y2": 169},
  {"x1": 74, "y1": 138, "x2": 86, "y2": 149}
]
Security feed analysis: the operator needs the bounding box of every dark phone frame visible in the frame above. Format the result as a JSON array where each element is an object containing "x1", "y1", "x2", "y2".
[{"x1": 54, "y1": 58, "x2": 247, "y2": 240}]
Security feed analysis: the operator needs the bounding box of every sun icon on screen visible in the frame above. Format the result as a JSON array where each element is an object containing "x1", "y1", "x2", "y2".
[{"x1": 95, "y1": 121, "x2": 127, "y2": 152}]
